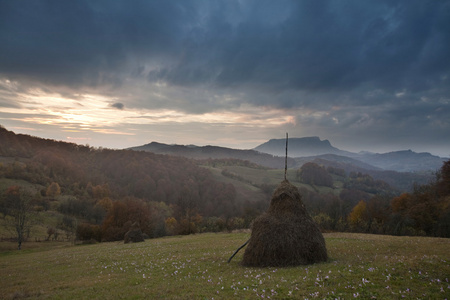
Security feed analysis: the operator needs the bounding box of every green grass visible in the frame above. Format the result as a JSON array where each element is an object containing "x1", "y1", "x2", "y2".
[
  {"x1": 205, "y1": 165, "x2": 317, "y2": 192},
  {"x1": 0, "y1": 208, "x2": 70, "y2": 244},
  {"x1": 218, "y1": 166, "x2": 299, "y2": 186},
  {"x1": 1, "y1": 232, "x2": 449, "y2": 299},
  {"x1": 203, "y1": 164, "x2": 344, "y2": 197},
  {"x1": 0, "y1": 178, "x2": 44, "y2": 194}
]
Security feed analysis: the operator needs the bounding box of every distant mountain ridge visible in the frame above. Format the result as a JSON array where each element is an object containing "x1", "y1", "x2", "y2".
[
  {"x1": 252, "y1": 136, "x2": 446, "y2": 173},
  {"x1": 358, "y1": 150, "x2": 447, "y2": 172},
  {"x1": 254, "y1": 136, "x2": 354, "y2": 157},
  {"x1": 132, "y1": 137, "x2": 446, "y2": 173},
  {"x1": 254, "y1": 137, "x2": 446, "y2": 172},
  {"x1": 130, "y1": 142, "x2": 295, "y2": 169}
]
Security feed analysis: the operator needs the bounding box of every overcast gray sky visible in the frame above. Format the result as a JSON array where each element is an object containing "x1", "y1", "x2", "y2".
[{"x1": 1, "y1": 0, "x2": 449, "y2": 156}]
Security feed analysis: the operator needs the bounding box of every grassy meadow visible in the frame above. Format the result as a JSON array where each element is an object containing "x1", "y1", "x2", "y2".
[{"x1": 1, "y1": 232, "x2": 449, "y2": 299}]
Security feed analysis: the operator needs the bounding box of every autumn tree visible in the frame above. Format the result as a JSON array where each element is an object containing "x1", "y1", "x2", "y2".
[
  {"x1": 297, "y1": 162, "x2": 333, "y2": 187},
  {"x1": 58, "y1": 215, "x2": 77, "y2": 242},
  {"x1": 87, "y1": 183, "x2": 110, "y2": 199},
  {"x1": 313, "y1": 213, "x2": 334, "y2": 231},
  {"x1": 339, "y1": 189, "x2": 371, "y2": 216},
  {"x1": 165, "y1": 217, "x2": 178, "y2": 236},
  {"x1": 46, "y1": 182, "x2": 61, "y2": 199},
  {"x1": 101, "y1": 200, "x2": 129, "y2": 241},
  {"x1": 174, "y1": 188, "x2": 201, "y2": 235},
  {"x1": 391, "y1": 193, "x2": 413, "y2": 214},
  {"x1": 435, "y1": 160, "x2": 450, "y2": 236},
  {"x1": 348, "y1": 200, "x2": 369, "y2": 232},
  {"x1": 437, "y1": 160, "x2": 450, "y2": 197},
  {"x1": 101, "y1": 198, "x2": 152, "y2": 241},
  {"x1": 365, "y1": 195, "x2": 391, "y2": 234},
  {"x1": 1, "y1": 186, "x2": 36, "y2": 249},
  {"x1": 390, "y1": 187, "x2": 439, "y2": 236},
  {"x1": 76, "y1": 223, "x2": 102, "y2": 242},
  {"x1": 149, "y1": 201, "x2": 172, "y2": 237}
]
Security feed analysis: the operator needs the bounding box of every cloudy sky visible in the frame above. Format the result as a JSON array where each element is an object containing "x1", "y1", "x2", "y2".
[{"x1": 1, "y1": 1, "x2": 449, "y2": 156}]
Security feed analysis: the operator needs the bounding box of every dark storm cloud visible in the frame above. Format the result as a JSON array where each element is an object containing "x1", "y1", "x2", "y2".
[
  {"x1": 0, "y1": 0, "x2": 449, "y2": 155},
  {"x1": 0, "y1": 0, "x2": 193, "y2": 87},
  {"x1": 146, "y1": 1, "x2": 450, "y2": 101},
  {"x1": 2, "y1": 0, "x2": 449, "y2": 97},
  {"x1": 111, "y1": 102, "x2": 124, "y2": 110}
]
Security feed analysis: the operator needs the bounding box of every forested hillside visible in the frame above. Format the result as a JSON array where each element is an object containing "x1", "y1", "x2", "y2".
[
  {"x1": 131, "y1": 141, "x2": 296, "y2": 169},
  {"x1": 0, "y1": 126, "x2": 261, "y2": 243},
  {"x1": 1, "y1": 126, "x2": 449, "y2": 246}
]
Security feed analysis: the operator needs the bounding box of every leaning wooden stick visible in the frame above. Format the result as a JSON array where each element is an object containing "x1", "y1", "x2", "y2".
[
  {"x1": 227, "y1": 239, "x2": 250, "y2": 263},
  {"x1": 284, "y1": 132, "x2": 288, "y2": 180}
]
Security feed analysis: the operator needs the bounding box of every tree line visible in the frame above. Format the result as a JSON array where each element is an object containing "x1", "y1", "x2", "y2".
[{"x1": 297, "y1": 161, "x2": 450, "y2": 237}]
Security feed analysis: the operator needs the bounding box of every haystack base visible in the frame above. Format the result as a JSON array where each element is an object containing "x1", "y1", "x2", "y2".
[{"x1": 241, "y1": 180, "x2": 327, "y2": 267}]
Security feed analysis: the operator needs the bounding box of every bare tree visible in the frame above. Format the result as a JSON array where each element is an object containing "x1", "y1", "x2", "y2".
[{"x1": 1, "y1": 186, "x2": 36, "y2": 249}]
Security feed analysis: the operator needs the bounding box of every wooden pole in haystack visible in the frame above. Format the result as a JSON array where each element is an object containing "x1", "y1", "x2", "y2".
[
  {"x1": 284, "y1": 132, "x2": 288, "y2": 180},
  {"x1": 228, "y1": 134, "x2": 327, "y2": 267},
  {"x1": 228, "y1": 133, "x2": 291, "y2": 264}
]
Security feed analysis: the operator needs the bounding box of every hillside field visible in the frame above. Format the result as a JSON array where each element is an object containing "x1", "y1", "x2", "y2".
[
  {"x1": 204, "y1": 165, "x2": 337, "y2": 195},
  {"x1": 1, "y1": 232, "x2": 449, "y2": 299}
]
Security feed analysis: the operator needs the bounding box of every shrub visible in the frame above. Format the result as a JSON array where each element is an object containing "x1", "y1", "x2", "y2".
[{"x1": 76, "y1": 223, "x2": 102, "y2": 242}]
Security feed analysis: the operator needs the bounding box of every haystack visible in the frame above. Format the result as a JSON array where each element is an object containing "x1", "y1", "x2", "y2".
[
  {"x1": 124, "y1": 222, "x2": 145, "y2": 244},
  {"x1": 241, "y1": 180, "x2": 327, "y2": 267}
]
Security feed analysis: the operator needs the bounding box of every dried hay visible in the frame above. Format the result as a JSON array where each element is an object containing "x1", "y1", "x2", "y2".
[
  {"x1": 242, "y1": 180, "x2": 328, "y2": 267},
  {"x1": 124, "y1": 222, "x2": 145, "y2": 244}
]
